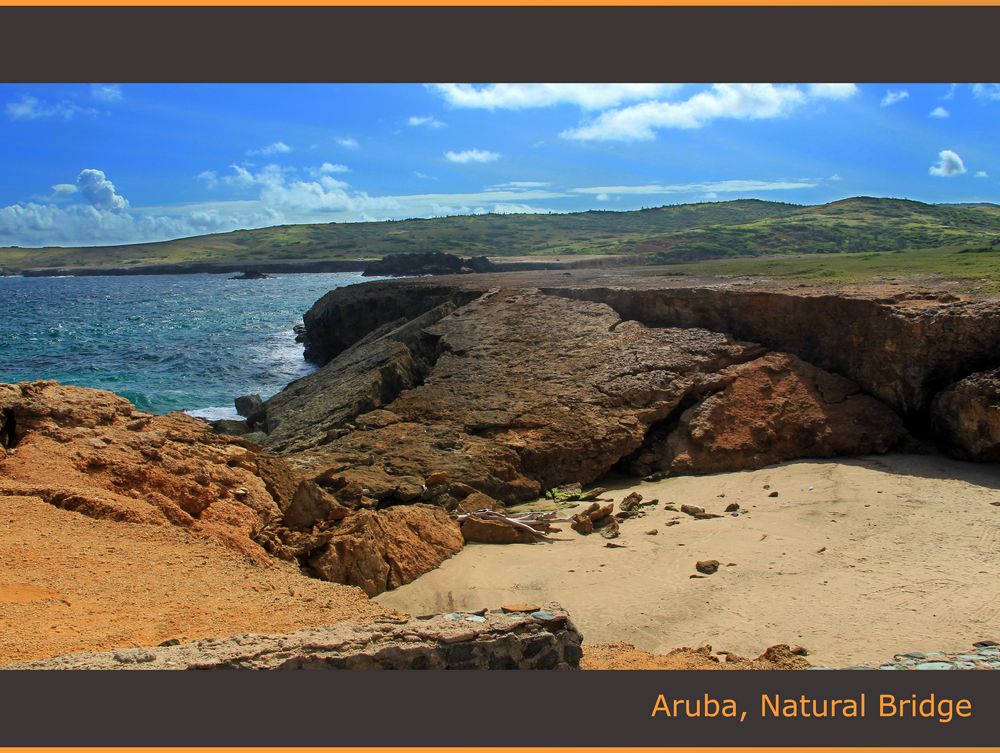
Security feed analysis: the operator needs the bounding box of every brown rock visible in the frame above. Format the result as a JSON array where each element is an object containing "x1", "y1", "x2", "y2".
[
  {"x1": 588, "y1": 503, "x2": 614, "y2": 522},
  {"x1": 460, "y1": 515, "x2": 537, "y2": 545},
  {"x1": 308, "y1": 505, "x2": 463, "y2": 596},
  {"x1": 0, "y1": 381, "x2": 296, "y2": 562},
  {"x1": 931, "y1": 368, "x2": 1000, "y2": 462},
  {"x1": 680, "y1": 504, "x2": 705, "y2": 517},
  {"x1": 619, "y1": 492, "x2": 643, "y2": 511},
  {"x1": 455, "y1": 490, "x2": 505, "y2": 514},
  {"x1": 570, "y1": 512, "x2": 594, "y2": 535},
  {"x1": 724, "y1": 502, "x2": 740, "y2": 512},
  {"x1": 632, "y1": 353, "x2": 909, "y2": 476},
  {"x1": 695, "y1": 559, "x2": 720, "y2": 575}
]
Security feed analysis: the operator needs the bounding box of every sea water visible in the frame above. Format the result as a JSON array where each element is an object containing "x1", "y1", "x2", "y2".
[{"x1": 0, "y1": 272, "x2": 368, "y2": 419}]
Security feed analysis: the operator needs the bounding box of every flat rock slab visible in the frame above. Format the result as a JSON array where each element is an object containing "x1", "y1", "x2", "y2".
[{"x1": 5, "y1": 604, "x2": 582, "y2": 670}]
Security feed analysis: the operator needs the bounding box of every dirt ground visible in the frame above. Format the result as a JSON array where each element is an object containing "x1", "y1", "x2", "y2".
[
  {"x1": 0, "y1": 494, "x2": 390, "y2": 665},
  {"x1": 378, "y1": 453, "x2": 1000, "y2": 668}
]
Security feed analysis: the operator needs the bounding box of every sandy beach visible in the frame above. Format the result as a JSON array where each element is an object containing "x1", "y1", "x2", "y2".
[{"x1": 378, "y1": 453, "x2": 1000, "y2": 667}]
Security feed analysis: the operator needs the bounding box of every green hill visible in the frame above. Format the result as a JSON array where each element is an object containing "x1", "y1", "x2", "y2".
[{"x1": 2, "y1": 197, "x2": 999, "y2": 274}]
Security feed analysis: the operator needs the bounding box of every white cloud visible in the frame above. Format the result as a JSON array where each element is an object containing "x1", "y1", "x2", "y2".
[
  {"x1": 247, "y1": 141, "x2": 292, "y2": 156},
  {"x1": 929, "y1": 106, "x2": 949, "y2": 119},
  {"x1": 336, "y1": 136, "x2": 359, "y2": 149},
  {"x1": 880, "y1": 89, "x2": 909, "y2": 107},
  {"x1": 5, "y1": 95, "x2": 96, "y2": 121},
  {"x1": 829, "y1": 173, "x2": 842, "y2": 181},
  {"x1": 488, "y1": 181, "x2": 550, "y2": 190},
  {"x1": 408, "y1": 115, "x2": 445, "y2": 128},
  {"x1": 942, "y1": 83, "x2": 958, "y2": 100},
  {"x1": 76, "y1": 169, "x2": 129, "y2": 210},
  {"x1": 90, "y1": 84, "x2": 122, "y2": 103},
  {"x1": 445, "y1": 148, "x2": 501, "y2": 164},
  {"x1": 572, "y1": 179, "x2": 816, "y2": 196},
  {"x1": 929, "y1": 150, "x2": 967, "y2": 177},
  {"x1": 972, "y1": 84, "x2": 1000, "y2": 101},
  {"x1": 430, "y1": 83, "x2": 681, "y2": 111},
  {"x1": 310, "y1": 162, "x2": 350, "y2": 176},
  {"x1": 0, "y1": 164, "x2": 570, "y2": 247},
  {"x1": 50, "y1": 183, "x2": 78, "y2": 199},
  {"x1": 561, "y1": 84, "x2": 856, "y2": 142},
  {"x1": 413, "y1": 171, "x2": 437, "y2": 180},
  {"x1": 976, "y1": 171, "x2": 989, "y2": 178},
  {"x1": 807, "y1": 84, "x2": 859, "y2": 100}
]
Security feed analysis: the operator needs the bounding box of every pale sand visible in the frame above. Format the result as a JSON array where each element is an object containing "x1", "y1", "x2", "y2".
[{"x1": 377, "y1": 453, "x2": 1000, "y2": 667}]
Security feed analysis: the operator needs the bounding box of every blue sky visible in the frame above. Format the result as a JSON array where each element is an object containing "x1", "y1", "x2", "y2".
[{"x1": 1, "y1": 83, "x2": 998, "y2": 247}]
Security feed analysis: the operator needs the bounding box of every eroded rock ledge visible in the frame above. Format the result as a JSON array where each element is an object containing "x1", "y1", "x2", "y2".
[{"x1": 6, "y1": 604, "x2": 582, "y2": 670}]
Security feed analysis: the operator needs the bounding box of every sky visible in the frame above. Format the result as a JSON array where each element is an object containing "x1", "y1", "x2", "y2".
[{"x1": 1, "y1": 82, "x2": 998, "y2": 247}]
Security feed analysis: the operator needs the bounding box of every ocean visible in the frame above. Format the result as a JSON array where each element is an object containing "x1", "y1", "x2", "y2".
[{"x1": 0, "y1": 272, "x2": 368, "y2": 419}]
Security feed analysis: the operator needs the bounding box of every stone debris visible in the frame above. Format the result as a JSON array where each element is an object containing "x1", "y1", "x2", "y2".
[
  {"x1": 875, "y1": 644, "x2": 1000, "y2": 670},
  {"x1": 5, "y1": 604, "x2": 583, "y2": 670},
  {"x1": 695, "y1": 559, "x2": 720, "y2": 575}
]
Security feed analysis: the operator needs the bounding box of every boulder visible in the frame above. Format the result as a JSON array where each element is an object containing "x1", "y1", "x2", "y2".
[
  {"x1": 461, "y1": 516, "x2": 537, "y2": 545},
  {"x1": 630, "y1": 353, "x2": 909, "y2": 476},
  {"x1": 235, "y1": 394, "x2": 264, "y2": 418},
  {"x1": 308, "y1": 505, "x2": 463, "y2": 596},
  {"x1": 211, "y1": 418, "x2": 250, "y2": 436},
  {"x1": 931, "y1": 368, "x2": 1000, "y2": 461}
]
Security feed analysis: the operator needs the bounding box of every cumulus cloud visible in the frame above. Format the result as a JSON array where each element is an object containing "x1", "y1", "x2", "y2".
[
  {"x1": 50, "y1": 183, "x2": 78, "y2": 199},
  {"x1": 5, "y1": 95, "x2": 96, "y2": 121},
  {"x1": 880, "y1": 89, "x2": 909, "y2": 107},
  {"x1": 929, "y1": 106, "x2": 949, "y2": 118},
  {"x1": 445, "y1": 148, "x2": 501, "y2": 164},
  {"x1": 336, "y1": 136, "x2": 359, "y2": 149},
  {"x1": 0, "y1": 164, "x2": 568, "y2": 247},
  {"x1": 561, "y1": 84, "x2": 857, "y2": 142},
  {"x1": 572, "y1": 179, "x2": 816, "y2": 197},
  {"x1": 976, "y1": 170, "x2": 989, "y2": 178},
  {"x1": 972, "y1": 84, "x2": 1000, "y2": 101},
  {"x1": 430, "y1": 83, "x2": 680, "y2": 111},
  {"x1": 408, "y1": 115, "x2": 445, "y2": 128},
  {"x1": 247, "y1": 141, "x2": 292, "y2": 156},
  {"x1": 929, "y1": 150, "x2": 967, "y2": 177},
  {"x1": 76, "y1": 169, "x2": 129, "y2": 210},
  {"x1": 90, "y1": 84, "x2": 123, "y2": 103}
]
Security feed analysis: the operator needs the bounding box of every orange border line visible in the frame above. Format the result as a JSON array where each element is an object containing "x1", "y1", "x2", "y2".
[
  {"x1": 2, "y1": 749, "x2": 999, "y2": 752},
  {"x1": 3, "y1": 749, "x2": 999, "y2": 752},
  {"x1": 3, "y1": 0, "x2": 1000, "y2": 6}
]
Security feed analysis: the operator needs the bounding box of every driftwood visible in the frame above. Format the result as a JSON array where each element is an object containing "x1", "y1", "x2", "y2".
[{"x1": 455, "y1": 509, "x2": 570, "y2": 541}]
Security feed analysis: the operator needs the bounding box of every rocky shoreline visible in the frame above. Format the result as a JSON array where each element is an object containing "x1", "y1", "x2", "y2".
[{"x1": 2, "y1": 267, "x2": 998, "y2": 667}]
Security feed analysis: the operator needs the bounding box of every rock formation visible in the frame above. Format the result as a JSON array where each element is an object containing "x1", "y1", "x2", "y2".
[
  {"x1": 628, "y1": 353, "x2": 909, "y2": 475},
  {"x1": 300, "y1": 272, "x2": 1000, "y2": 420},
  {"x1": 931, "y1": 368, "x2": 1000, "y2": 461},
  {"x1": 8, "y1": 604, "x2": 582, "y2": 670},
  {"x1": 0, "y1": 381, "x2": 294, "y2": 562}
]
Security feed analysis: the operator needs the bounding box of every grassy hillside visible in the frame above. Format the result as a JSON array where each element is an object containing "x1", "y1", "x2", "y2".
[
  {"x1": 642, "y1": 198, "x2": 1000, "y2": 262},
  {"x1": 2, "y1": 196, "x2": 999, "y2": 273},
  {"x1": 664, "y1": 245, "x2": 1000, "y2": 295}
]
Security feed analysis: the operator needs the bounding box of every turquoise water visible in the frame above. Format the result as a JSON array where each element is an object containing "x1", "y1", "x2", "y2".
[{"x1": 0, "y1": 272, "x2": 366, "y2": 419}]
